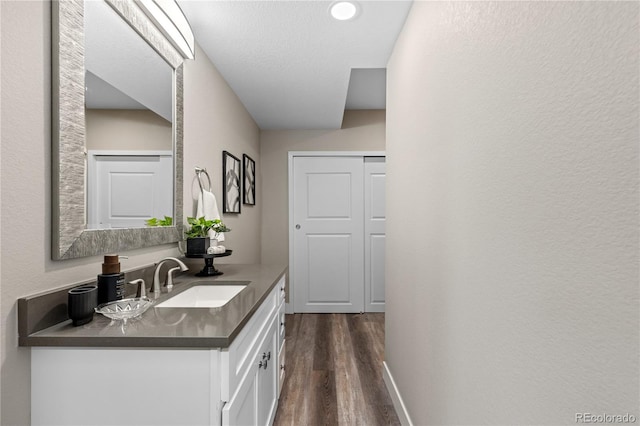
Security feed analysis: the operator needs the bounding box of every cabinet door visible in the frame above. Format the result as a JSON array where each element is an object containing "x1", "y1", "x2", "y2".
[
  {"x1": 277, "y1": 302, "x2": 286, "y2": 351},
  {"x1": 222, "y1": 285, "x2": 278, "y2": 401},
  {"x1": 222, "y1": 366, "x2": 258, "y2": 426},
  {"x1": 257, "y1": 320, "x2": 278, "y2": 425},
  {"x1": 278, "y1": 340, "x2": 286, "y2": 398},
  {"x1": 223, "y1": 319, "x2": 278, "y2": 426}
]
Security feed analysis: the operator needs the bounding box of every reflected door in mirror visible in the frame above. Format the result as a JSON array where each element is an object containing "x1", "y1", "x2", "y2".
[{"x1": 88, "y1": 154, "x2": 173, "y2": 229}]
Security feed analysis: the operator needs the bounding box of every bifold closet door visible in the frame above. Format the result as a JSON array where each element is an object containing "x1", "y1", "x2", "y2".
[{"x1": 292, "y1": 156, "x2": 365, "y2": 313}]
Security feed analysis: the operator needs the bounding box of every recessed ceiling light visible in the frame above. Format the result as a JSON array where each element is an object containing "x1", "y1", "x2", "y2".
[{"x1": 330, "y1": 1, "x2": 358, "y2": 21}]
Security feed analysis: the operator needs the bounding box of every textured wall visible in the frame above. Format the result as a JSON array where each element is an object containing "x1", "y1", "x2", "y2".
[
  {"x1": 0, "y1": 3, "x2": 258, "y2": 424},
  {"x1": 385, "y1": 2, "x2": 639, "y2": 425},
  {"x1": 182, "y1": 44, "x2": 261, "y2": 264},
  {"x1": 259, "y1": 110, "x2": 386, "y2": 272},
  {"x1": 86, "y1": 109, "x2": 172, "y2": 151}
]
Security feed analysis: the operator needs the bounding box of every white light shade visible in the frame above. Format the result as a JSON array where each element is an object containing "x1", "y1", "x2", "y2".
[
  {"x1": 330, "y1": 2, "x2": 358, "y2": 21},
  {"x1": 135, "y1": 0, "x2": 195, "y2": 59}
]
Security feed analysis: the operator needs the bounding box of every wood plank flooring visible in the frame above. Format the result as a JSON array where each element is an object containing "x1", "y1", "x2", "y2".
[{"x1": 273, "y1": 313, "x2": 400, "y2": 426}]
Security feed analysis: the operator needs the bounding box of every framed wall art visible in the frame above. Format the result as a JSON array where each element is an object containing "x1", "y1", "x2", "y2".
[
  {"x1": 222, "y1": 151, "x2": 241, "y2": 214},
  {"x1": 243, "y1": 154, "x2": 256, "y2": 205}
]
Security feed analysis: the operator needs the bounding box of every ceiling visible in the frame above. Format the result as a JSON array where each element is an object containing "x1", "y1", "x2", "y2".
[
  {"x1": 85, "y1": 0, "x2": 173, "y2": 121},
  {"x1": 178, "y1": 1, "x2": 412, "y2": 130}
]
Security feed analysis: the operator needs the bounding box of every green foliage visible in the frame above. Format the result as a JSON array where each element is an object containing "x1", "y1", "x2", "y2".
[
  {"x1": 145, "y1": 216, "x2": 173, "y2": 227},
  {"x1": 185, "y1": 217, "x2": 230, "y2": 238}
]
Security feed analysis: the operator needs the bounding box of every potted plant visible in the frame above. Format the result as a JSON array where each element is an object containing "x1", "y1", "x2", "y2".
[
  {"x1": 145, "y1": 216, "x2": 173, "y2": 227},
  {"x1": 210, "y1": 218, "x2": 231, "y2": 245},
  {"x1": 185, "y1": 217, "x2": 230, "y2": 255}
]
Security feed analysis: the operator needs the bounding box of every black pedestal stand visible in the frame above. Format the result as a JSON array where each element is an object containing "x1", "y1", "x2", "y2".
[{"x1": 186, "y1": 250, "x2": 232, "y2": 277}]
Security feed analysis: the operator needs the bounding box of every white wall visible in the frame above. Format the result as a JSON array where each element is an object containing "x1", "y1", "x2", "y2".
[
  {"x1": 259, "y1": 110, "x2": 385, "y2": 270},
  {"x1": 0, "y1": 2, "x2": 259, "y2": 424},
  {"x1": 385, "y1": 2, "x2": 639, "y2": 425}
]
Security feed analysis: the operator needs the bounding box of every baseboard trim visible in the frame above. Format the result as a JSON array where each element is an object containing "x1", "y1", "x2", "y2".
[{"x1": 383, "y1": 361, "x2": 413, "y2": 426}]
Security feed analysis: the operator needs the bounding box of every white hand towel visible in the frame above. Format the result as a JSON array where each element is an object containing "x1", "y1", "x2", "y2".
[
  {"x1": 206, "y1": 245, "x2": 225, "y2": 254},
  {"x1": 196, "y1": 190, "x2": 225, "y2": 242}
]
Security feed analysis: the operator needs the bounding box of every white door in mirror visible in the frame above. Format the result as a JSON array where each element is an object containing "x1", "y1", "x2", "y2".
[{"x1": 88, "y1": 153, "x2": 173, "y2": 229}]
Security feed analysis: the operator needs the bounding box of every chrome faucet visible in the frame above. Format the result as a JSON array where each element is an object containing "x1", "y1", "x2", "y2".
[
  {"x1": 127, "y1": 279, "x2": 146, "y2": 298},
  {"x1": 152, "y1": 257, "x2": 188, "y2": 296},
  {"x1": 165, "y1": 267, "x2": 182, "y2": 292}
]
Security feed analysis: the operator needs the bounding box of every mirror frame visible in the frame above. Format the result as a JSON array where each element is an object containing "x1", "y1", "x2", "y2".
[{"x1": 52, "y1": 0, "x2": 186, "y2": 260}]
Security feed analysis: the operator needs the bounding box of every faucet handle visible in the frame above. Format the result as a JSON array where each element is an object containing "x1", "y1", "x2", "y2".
[
  {"x1": 165, "y1": 267, "x2": 181, "y2": 292},
  {"x1": 127, "y1": 279, "x2": 146, "y2": 298}
]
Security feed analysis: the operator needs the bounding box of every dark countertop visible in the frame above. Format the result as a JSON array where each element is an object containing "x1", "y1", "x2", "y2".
[{"x1": 19, "y1": 264, "x2": 287, "y2": 348}]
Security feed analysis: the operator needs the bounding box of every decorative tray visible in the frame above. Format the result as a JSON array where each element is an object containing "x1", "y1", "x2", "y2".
[
  {"x1": 95, "y1": 297, "x2": 153, "y2": 322},
  {"x1": 185, "y1": 249, "x2": 233, "y2": 259}
]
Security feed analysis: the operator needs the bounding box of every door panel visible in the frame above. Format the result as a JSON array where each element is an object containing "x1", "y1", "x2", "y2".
[
  {"x1": 369, "y1": 235, "x2": 386, "y2": 304},
  {"x1": 307, "y1": 234, "x2": 352, "y2": 303},
  {"x1": 293, "y1": 156, "x2": 364, "y2": 313},
  {"x1": 364, "y1": 158, "x2": 386, "y2": 312},
  {"x1": 307, "y1": 173, "x2": 352, "y2": 218}
]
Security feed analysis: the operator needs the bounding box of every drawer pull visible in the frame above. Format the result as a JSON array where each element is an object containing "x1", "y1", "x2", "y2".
[{"x1": 259, "y1": 352, "x2": 271, "y2": 369}]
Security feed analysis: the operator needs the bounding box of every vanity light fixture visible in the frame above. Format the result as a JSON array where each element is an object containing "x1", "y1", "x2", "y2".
[
  {"x1": 330, "y1": 1, "x2": 359, "y2": 21},
  {"x1": 135, "y1": 0, "x2": 195, "y2": 59}
]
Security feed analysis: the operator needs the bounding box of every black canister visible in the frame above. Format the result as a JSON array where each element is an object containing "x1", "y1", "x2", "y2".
[
  {"x1": 68, "y1": 285, "x2": 98, "y2": 326},
  {"x1": 97, "y1": 273, "x2": 125, "y2": 304},
  {"x1": 97, "y1": 254, "x2": 125, "y2": 304}
]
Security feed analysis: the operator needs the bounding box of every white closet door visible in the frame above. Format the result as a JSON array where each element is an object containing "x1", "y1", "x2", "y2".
[
  {"x1": 364, "y1": 157, "x2": 386, "y2": 312},
  {"x1": 293, "y1": 156, "x2": 364, "y2": 313}
]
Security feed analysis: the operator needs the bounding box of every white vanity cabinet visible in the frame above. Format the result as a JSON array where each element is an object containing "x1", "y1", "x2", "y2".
[
  {"x1": 221, "y1": 275, "x2": 284, "y2": 426},
  {"x1": 30, "y1": 275, "x2": 287, "y2": 426}
]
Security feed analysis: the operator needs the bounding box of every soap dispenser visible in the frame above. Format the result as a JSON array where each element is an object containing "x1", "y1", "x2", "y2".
[{"x1": 97, "y1": 254, "x2": 125, "y2": 304}]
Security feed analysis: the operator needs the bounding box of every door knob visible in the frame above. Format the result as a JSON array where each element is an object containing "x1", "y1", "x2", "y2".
[{"x1": 295, "y1": 224, "x2": 301, "y2": 230}]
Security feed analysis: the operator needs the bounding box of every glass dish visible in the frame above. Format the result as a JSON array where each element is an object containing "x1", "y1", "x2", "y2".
[{"x1": 95, "y1": 297, "x2": 153, "y2": 323}]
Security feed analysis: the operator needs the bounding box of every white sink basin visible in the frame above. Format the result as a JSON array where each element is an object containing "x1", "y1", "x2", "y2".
[{"x1": 156, "y1": 284, "x2": 247, "y2": 308}]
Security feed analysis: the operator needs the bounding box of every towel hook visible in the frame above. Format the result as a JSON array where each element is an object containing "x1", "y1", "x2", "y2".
[{"x1": 195, "y1": 167, "x2": 212, "y2": 193}]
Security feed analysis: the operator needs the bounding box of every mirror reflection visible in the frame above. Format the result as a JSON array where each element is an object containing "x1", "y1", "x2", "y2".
[{"x1": 84, "y1": 0, "x2": 174, "y2": 230}]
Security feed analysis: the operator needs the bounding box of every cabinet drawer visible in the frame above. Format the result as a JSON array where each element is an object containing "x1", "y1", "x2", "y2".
[{"x1": 221, "y1": 284, "x2": 278, "y2": 401}]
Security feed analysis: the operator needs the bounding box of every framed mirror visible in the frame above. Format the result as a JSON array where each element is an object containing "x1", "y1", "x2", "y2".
[{"x1": 52, "y1": 0, "x2": 190, "y2": 260}]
